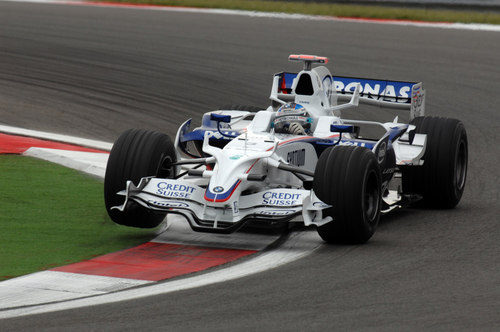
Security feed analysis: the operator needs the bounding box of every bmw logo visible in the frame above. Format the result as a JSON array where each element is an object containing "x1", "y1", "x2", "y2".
[{"x1": 213, "y1": 186, "x2": 224, "y2": 193}]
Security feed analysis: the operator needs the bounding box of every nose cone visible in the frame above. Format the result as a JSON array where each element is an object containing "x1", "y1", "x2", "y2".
[{"x1": 203, "y1": 151, "x2": 248, "y2": 203}]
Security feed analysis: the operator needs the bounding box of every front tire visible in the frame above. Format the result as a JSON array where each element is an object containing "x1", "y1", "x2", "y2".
[
  {"x1": 402, "y1": 116, "x2": 468, "y2": 208},
  {"x1": 313, "y1": 146, "x2": 382, "y2": 244},
  {"x1": 104, "y1": 129, "x2": 177, "y2": 228}
]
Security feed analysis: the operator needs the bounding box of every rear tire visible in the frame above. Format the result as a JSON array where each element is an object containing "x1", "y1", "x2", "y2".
[
  {"x1": 313, "y1": 146, "x2": 382, "y2": 244},
  {"x1": 104, "y1": 129, "x2": 177, "y2": 228},
  {"x1": 402, "y1": 116, "x2": 467, "y2": 208}
]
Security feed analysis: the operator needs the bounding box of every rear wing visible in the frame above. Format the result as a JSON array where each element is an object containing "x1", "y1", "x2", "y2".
[
  {"x1": 273, "y1": 72, "x2": 425, "y2": 119},
  {"x1": 335, "y1": 76, "x2": 425, "y2": 119}
]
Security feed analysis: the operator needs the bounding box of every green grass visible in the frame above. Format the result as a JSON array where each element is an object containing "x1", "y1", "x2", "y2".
[
  {"x1": 103, "y1": 0, "x2": 500, "y2": 24},
  {"x1": 0, "y1": 155, "x2": 157, "y2": 281}
]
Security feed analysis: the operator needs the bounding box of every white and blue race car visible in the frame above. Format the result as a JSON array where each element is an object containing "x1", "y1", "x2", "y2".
[{"x1": 104, "y1": 55, "x2": 468, "y2": 243}]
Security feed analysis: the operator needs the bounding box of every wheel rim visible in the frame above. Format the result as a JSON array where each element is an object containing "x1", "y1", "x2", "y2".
[
  {"x1": 364, "y1": 170, "x2": 380, "y2": 223},
  {"x1": 455, "y1": 139, "x2": 467, "y2": 191}
]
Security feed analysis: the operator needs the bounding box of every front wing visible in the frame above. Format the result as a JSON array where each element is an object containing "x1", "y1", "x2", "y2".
[{"x1": 113, "y1": 177, "x2": 332, "y2": 233}]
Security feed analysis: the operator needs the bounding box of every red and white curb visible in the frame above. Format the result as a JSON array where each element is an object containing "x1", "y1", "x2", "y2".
[
  {"x1": 1, "y1": 230, "x2": 320, "y2": 318},
  {"x1": 3, "y1": 0, "x2": 500, "y2": 32},
  {"x1": 0, "y1": 124, "x2": 112, "y2": 151},
  {"x1": 0, "y1": 125, "x2": 321, "y2": 318}
]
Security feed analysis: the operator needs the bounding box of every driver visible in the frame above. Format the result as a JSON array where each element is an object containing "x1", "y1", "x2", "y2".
[{"x1": 273, "y1": 103, "x2": 312, "y2": 135}]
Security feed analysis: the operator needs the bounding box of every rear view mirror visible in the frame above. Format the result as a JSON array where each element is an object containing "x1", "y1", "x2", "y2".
[
  {"x1": 210, "y1": 113, "x2": 231, "y2": 123},
  {"x1": 330, "y1": 124, "x2": 355, "y2": 133}
]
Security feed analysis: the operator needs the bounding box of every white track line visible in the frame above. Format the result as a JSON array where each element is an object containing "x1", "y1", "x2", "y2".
[
  {"x1": 1, "y1": 0, "x2": 500, "y2": 32},
  {"x1": 0, "y1": 272, "x2": 151, "y2": 309},
  {"x1": 23, "y1": 147, "x2": 108, "y2": 178}
]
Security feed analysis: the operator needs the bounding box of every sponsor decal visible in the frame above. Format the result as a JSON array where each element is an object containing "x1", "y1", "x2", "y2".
[
  {"x1": 274, "y1": 115, "x2": 307, "y2": 124},
  {"x1": 262, "y1": 192, "x2": 301, "y2": 206},
  {"x1": 157, "y1": 182, "x2": 196, "y2": 198},
  {"x1": 412, "y1": 89, "x2": 423, "y2": 106},
  {"x1": 205, "y1": 131, "x2": 222, "y2": 139},
  {"x1": 230, "y1": 155, "x2": 243, "y2": 160},
  {"x1": 258, "y1": 210, "x2": 296, "y2": 216},
  {"x1": 313, "y1": 201, "x2": 330, "y2": 209},
  {"x1": 204, "y1": 180, "x2": 240, "y2": 202},
  {"x1": 377, "y1": 141, "x2": 387, "y2": 163},
  {"x1": 339, "y1": 140, "x2": 367, "y2": 147},
  {"x1": 279, "y1": 103, "x2": 304, "y2": 112},
  {"x1": 213, "y1": 186, "x2": 224, "y2": 193},
  {"x1": 233, "y1": 201, "x2": 239, "y2": 214},
  {"x1": 383, "y1": 167, "x2": 396, "y2": 175},
  {"x1": 287, "y1": 148, "x2": 306, "y2": 167},
  {"x1": 410, "y1": 87, "x2": 424, "y2": 118},
  {"x1": 149, "y1": 200, "x2": 189, "y2": 208},
  {"x1": 205, "y1": 130, "x2": 239, "y2": 140},
  {"x1": 334, "y1": 78, "x2": 413, "y2": 104}
]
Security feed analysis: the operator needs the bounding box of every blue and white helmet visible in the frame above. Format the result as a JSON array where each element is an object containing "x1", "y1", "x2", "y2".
[{"x1": 273, "y1": 103, "x2": 312, "y2": 135}]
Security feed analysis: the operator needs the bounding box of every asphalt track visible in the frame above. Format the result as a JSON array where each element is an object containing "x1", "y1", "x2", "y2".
[{"x1": 0, "y1": 1, "x2": 499, "y2": 330}]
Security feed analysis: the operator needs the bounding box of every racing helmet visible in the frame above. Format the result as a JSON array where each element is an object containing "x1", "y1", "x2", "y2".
[{"x1": 273, "y1": 103, "x2": 313, "y2": 135}]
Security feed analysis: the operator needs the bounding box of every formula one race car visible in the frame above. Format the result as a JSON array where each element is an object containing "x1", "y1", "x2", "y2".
[{"x1": 104, "y1": 54, "x2": 468, "y2": 244}]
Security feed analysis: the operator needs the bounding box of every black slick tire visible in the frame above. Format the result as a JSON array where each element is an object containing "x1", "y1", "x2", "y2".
[
  {"x1": 104, "y1": 129, "x2": 177, "y2": 228},
  {"x1": 313, "y1": 146, "x2": 382, "y2": 244},
  {"x1": 402, "y1": 116, "x2": 467, "y2": 208}
]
